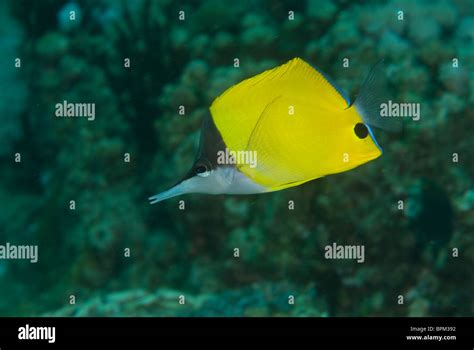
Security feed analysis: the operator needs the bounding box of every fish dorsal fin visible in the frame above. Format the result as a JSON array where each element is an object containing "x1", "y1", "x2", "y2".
[
  {"x1": 354, "y1": 60, "x2": 402, "y2": 132},
  {"x1": 210, "y1": 58, "x2": 349, "y2": 154}
]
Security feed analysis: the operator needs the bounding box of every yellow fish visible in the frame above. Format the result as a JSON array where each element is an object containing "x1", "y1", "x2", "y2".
[{"x1": 149, "y1": 57, "x2": 390, "y2": 204}]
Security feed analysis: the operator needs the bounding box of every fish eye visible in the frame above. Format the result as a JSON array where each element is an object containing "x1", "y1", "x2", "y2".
[
  {"x1": 195, "y1": 164, "x2": 210, "y2": 177},
  {"x1": 354, "y1": 123, "x2": 369, "y2": 139}
]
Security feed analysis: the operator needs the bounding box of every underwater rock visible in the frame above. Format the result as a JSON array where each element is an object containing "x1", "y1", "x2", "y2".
[
  {"x1": 57, "y1": 2, "x2": 82, "y2": 31},
  {"x1": 408, "y1": 17, "x2": 440, "y2": 44},
  {"x1": 213, "y1": 31, "x2": 235, "y2": 54},
  {"x1": 389, "y1": 61, "x2": 430, "y2": 97},
  {"x1": 227, "y1": 226, "x2": 265, "y2": 264},
  {"x1": 59, "y1": 55, "x2": 89, "y2": 82},
  {"x1": 455, "y1": 189, "x2": 474, "y2": 212},
  {"x1": 160, "y1": 84, "x2": 198, "y2": 111},
  {"x1": 418, "y1": 40, "x2": 455, "y2": 68},
  {"x1": 42, "y1": 282, "x2": 326, "y2": 317},
  {"x1": 456, "y1": 16, "x2": 474, "y2": 41},
  {"x1": 224, "y1": 198, "x2": 250, "y2": 221},
  {"x1": 328, "y1": 11, "x2": 360, "y2": 47},
  {"x1": 240, "y1": 13, "x2": 277, "y2": 52},
  {"x1": 431, "y1": 0, "x2": 458, "y2": 29},
  {"x1": 181, "y1": 60, "x2": 209, "y2": 88},
  {"x1": 306, "y1": 0, "x2": 338, "y2": 21},
  {"x1": 304, "y1": 41, "x2": 323, "y2": 61},
  {"x1": 193, "y1": 0, "x2": 247, "y2": 32},
  {"x1": 439, "y1": 63, "x2": 469, "y2": 96},
  {"x1": 358, "y1": 4, "x2": 404, "y2": 36},
  {"x1": 241, "y1": 25, "x2": 277, "y2": 49},
  {"x1": 35, "y1": 32, "x2": 69, "y2": 60},
  {"x1": 406, "y1": 180, "x2": 454, "y2": 254},
  {"x1": 435, "y1": 92, "x2": 466, "y2": 118},
  {"x1": 378, "y1": 30, "x2": 411, "y2": 60},
  {"x1": 0, "y1": 3, "x2": 26, "y2": 156},
  {"x1": 242, "y1": 13, "x2": 265, "y2": 28},
  {"x1": 408, "y1": 298, "x2": 430, "y2": 317},
  {"x1": 190, "y1": 34, "x2": 210, "y2": 57},
  {"x1": 170, "y1": 27, "x2": 189, "y2": 50},
  {"x1": 206, "y1": 67, "x2": 244, "y2": 102}
]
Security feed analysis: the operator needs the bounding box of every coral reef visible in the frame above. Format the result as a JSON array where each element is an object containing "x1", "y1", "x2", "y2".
[
  {"x1": 0, "y1": 1, "x2": 27, "y2": 156},
  {"x1": 0, "y1": 0, "x2": 472, "y2": 317},
  {"x1": 43, "y1": 282, "x2": 325, "y2": 317}
]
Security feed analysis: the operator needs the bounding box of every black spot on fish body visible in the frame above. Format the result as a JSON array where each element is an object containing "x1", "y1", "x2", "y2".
[{"x1": 354, "y1": 123, "x2": 369, "y2": 139}]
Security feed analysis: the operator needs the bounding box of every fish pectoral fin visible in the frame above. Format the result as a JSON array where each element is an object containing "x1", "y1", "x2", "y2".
[
  {"x1": 241, "y1": 96, "x2": 325, "y2": 188},
  {"x1": 244, "y1": 95, "x2": 282, "y2": 151}
]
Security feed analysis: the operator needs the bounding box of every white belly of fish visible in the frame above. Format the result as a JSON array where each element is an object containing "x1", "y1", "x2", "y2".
[
  {"x1": 198, "y1": 166, "x2": 267, "y2": 195},
  {"x1": 148, "y1": 166, "x2": 267, "y2": 204}
]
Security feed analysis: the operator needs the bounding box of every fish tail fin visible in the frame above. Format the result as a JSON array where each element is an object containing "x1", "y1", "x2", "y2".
[{"x1": 353, "y1": 60, "x2": 401, "y2": 132}]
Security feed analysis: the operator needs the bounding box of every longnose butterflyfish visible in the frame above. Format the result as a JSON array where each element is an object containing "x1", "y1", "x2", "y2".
[{"x1": 149, "y1": 57, "x2": 395, "y2": 204}]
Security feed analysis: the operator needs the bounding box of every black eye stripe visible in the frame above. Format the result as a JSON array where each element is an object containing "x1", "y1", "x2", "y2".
[{"x1": 354, "y1": 123, "x2": 369, "y2": 139}]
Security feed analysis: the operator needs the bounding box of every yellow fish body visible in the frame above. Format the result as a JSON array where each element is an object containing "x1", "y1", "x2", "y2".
[{"x1": 150, "y1": 58, "x2": 385, "y2": 203}]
